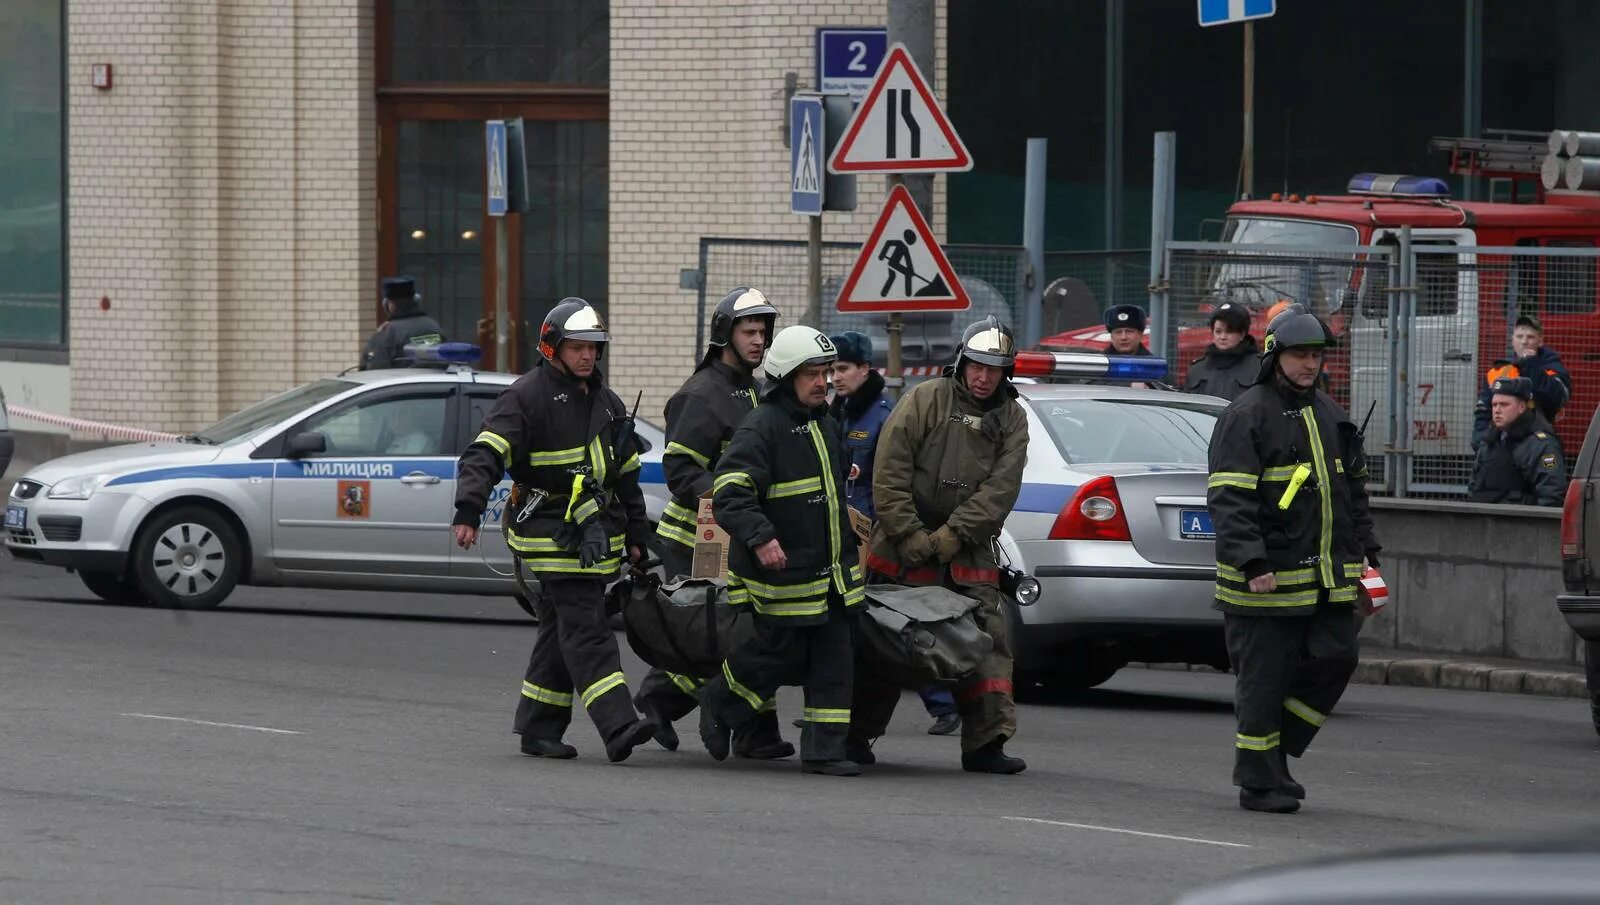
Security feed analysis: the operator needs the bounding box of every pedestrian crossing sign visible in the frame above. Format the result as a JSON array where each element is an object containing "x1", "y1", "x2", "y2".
[{"x1": 835, "y1": 184, "x2": 969, "y2": 313}]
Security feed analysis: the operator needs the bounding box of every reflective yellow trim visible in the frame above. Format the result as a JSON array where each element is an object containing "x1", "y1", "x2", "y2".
[
  {"x1": 1215, "y1": 586, "x2": 1321, "y2": 609},
  {"x1": 767, "y1": 476, "x2": 823, "y2": 499},
  {"x1": 1343, "y1": 562, "x2": 1365, "y2": 579},
  {"x1": 1260, "y1": 464, "x2": 1301, "y2": 482},
  {"x1": 521, "y1": 681, "x2": 573, "y2": 707},
  {"x1": 1301, "y1": 409, "x2": 1337, "y2": 588},
  {"x1": 1284, "y1": 697, "x2": 1326, "y2": 728},
  {"x1": 1216, "y1": 564, "x2": 1315, "y2": 586},
  {"x1": 727, "y1": 585, "x2": 752, "y2": 605},
  {"x1": 842, "y1": 584, "x2": 865, "y2": 607},
  {"x1": 1328, "y1": 585, "x2": 1359, "y2": 604},
  {"x1": 803, "y1": 707, "x2": 851, "y2": 724},
  {"x1": 529, "y1": 447, "x2": 586, "y2": 466},
  {"x1": 655, "y1": 521, "x2": 697, "y2": 548},
  {"x1": 722, "y1": 661, "x2": 764, "y2": 711},
  {"x1": 669, "y1": 673, "x2": 703, "y2": 695},
  {"x1": 1236, "y1": 731, "x2": 1280, "y2": 752},
  {"x1": 564, "y1": 473, "x2": 587, "y2": 522},
  {"x1": 666, "y1": 441, "x2": 711, "y2": 469},
  {"x1": 506, "y1": 533, "x2": 625, "y2": 554},
  {"x1": 662, "y1": 500, "x2": 697, "y2": 526},
  {"x1": 754, "y1": 599, "x2": 830, "y2": 618},
  {"x1": 1335, "y1": 458, "x2": 1345, "y2": 474},
  {"x1": 1208, "y1": 472, "x2": 1258, "y2": 491},
  {"x1": 714, "y1": 472, "x2": 754, "y2": 493},
  {"x1": 620, "y1": 453, "x2": 642, "y2": 474},
  {"x1": 580, "y1": 671, "x2": 627, "y2": 707},
  {"x1": 570, "y1": 498, "x2": 601, "y2": 525},
  {"x1": 808, "y1": 421, "x2": 846, "y2": 593},
  {"x1": 757, "y1": 698, "x2": 778, "y2": 714},
  {"x1": 474, "y1": 431, "x2": 511, "y2": 462},
  {"x1": 588, "y1": 436, "x2": 609, "y2": 485},
  {"x1": 732, "y1": 573, "x2": 831, "y2": 600}
]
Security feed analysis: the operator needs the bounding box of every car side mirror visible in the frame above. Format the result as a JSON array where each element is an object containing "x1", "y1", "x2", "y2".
[{"x1": 286, "y1": 432, "x2": 327, "y2": 459}]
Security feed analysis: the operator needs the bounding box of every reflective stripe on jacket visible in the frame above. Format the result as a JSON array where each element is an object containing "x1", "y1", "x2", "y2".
[{"x1": 655, "y1": 360, "x2": 760, "y2": 552}]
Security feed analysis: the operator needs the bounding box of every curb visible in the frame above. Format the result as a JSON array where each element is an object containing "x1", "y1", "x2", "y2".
[{"x1": 1127, "y1": 657, "x2": 1590, "y2": 700}]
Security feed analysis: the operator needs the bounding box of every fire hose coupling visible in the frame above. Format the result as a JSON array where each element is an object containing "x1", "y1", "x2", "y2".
[{"x1": 1277, "y1": 463, "x2": 1313, "y2": 510}]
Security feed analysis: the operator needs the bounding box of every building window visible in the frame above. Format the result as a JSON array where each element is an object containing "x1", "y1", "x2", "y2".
[
  {"x1": 0, "y1": 0, "x2": 65, "y2": 346},
  {"x1": 390, "y1": 0, "x2": 608, "y2": 85}
]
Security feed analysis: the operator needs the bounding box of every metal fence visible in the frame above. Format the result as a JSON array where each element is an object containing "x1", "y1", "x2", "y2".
[{"x1": 1041, "y1": 250, "x2": 1152, "y2": 338}]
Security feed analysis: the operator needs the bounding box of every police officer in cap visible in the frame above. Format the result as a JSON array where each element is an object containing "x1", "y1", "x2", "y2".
[
  {"x1": 1185, "y1": 302, "x2": 1259, "y2": 401},
  {"x1": 361, "y1": 276, "x2": 447, "y2": 369},
  {"x1": 632, "y1": 287, "x2": 795, "y2": 759},
  {"x1": 1104, "y1": 304, "x2": 1155, "y2": 357},
  {"x1": 452, "y1": 298, "x2": 659, "y2": 763},
  {"x1": 1468, "y1": 376, "x2": 1566, "y2": 506},
  {"x1": 1206, "y1": 303, "x2": 1380, "y2": 813}
]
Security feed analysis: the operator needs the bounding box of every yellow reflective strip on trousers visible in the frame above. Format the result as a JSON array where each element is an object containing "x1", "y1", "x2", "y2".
[
  {"x1": 580, "y1": 671, "x2": 626, "y2": 707},
  {"x1": 1301, "y1": 409, "x2": 1337, "y2": 588},
  {"x1": 1215, "y1": 586, "x2": 1320, "y2": 609},
  {"x1": 669, "y1": 672, "x2": 703, "y2": 695},
  {"x1": 475, "y1": 431, "x2": 511, "y2": 461},
  {"x1": 529, "y1": 447, "x2": 586, "y2": 466},
  {"x1": 1236, "y1": 731, "x2": 1280, "y2": 751},
  {"x1": 753, "y1": 598, "x2": 829, "y2": 618},
  {"x1": 1208, "y1": 471, "x2": 1258, "y2": 491},
  {"x1": 714, "y1": 472, "x2": 753, "y2": 493},
  {"x1": 767, "y1": 476, "x2": 823, "y2": 499},
  {"x1": 803, "y1": 707, "x2": 851, "y2": 724},
  {"x1": 1284, "y1": 697, "x2": 1326, "y2": 728},
  {"x1": 521, "y1": 681, "x2": 574, "y2": 707},
  {"x1": 722, "y1": 661, "x2": 765, "y2": 711},
  {"x1": 808, "y1": 421, "x2": 845, "y2": 593},
  {"x1": 666, "y1": 441, "x2": 711, "y2": 468}
]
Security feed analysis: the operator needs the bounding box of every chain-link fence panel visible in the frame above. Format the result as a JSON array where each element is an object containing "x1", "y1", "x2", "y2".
[
  {"x1": 695, "y1": 238, "x2": 1026, "y2": 372},
  {"x1": 1040, "y1": 250, "x2": 1152, "y2": 339}
]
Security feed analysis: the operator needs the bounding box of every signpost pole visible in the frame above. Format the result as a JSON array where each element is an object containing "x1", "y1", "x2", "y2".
[
  {"x1": 494, "y1": 217, "x2": 510, "y2": 370},
  {"x1": 1242, "y1": 19, "x2": 1255, "y2": 199},
  {"x1": 886, "y1": 174, "x2": 906, "y2": 390},
  {"x1": 806, "y1": 217, "x2": 822, "y2": 328},
  {"x1": 886, "y1": 0, "x2": 934, "y2": 397}
]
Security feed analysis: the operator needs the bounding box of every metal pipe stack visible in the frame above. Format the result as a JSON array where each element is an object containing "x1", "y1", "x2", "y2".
[{"x1": 1545, "y1": 130, "x2": 1600, "y2": 191}]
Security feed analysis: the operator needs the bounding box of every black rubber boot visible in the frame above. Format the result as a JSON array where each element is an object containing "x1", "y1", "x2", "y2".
[
  {"x1": 1239, "y1": 786, "x2": 1300, "y2": 813},
  {"x1": 733, "y1": 712, "x2": 794, "y2": 759},
  {"x1": 520, "y1": 736, "x2": 578, "y2": 759},
  {"x1": 633, "y1": 694, "x2": 680, "y2": 752},
  {"x1": 802, "y1": 759, "x2": 862, "y2": 777},
  {"x1": 927, "y1": 714, "x2": 961, "y2": 736},
  {"x1": 1280, "y1": 750, "x2": 1305, "y2": 800},
  {"x1": 699, "y1": 706, "x2": 730, "y2": 762},
  {"x1": 961, "y1": 738, "x2": 1027, "y2": 775},
  {"x1": 604, "y1": 719, "x2": 658, "y2": 764},
  {"x1": 845, "y1": 738, "x2": 876, "y2": 766}
]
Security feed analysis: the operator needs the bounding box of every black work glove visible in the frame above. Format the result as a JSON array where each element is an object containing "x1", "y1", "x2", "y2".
[
  {"x1": 577, "y1": 519, "x2": 611, "y2": 569},
  {"x1": 553, "y1": 520, "x2": 581, "y2": 553}
]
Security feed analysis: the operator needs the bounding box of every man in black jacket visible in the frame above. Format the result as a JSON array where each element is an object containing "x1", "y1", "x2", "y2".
[
  {"x1": 1206, "y1": 304, "x2": 1380, "y2": 814},
  {"x1": 1185, "y1": 302, "x2": 1258, "y2": 401},
  {"x1": 632, "y1": 287, "x2": 794, "y2": 759},
  {"x1": 1103, "y1": 304, "x2": 1155, "y2": 357},
  {"x1": 451, "y1": 298, "x2": 658, "y2": 764},
  {"x1": 697, "y1": 325, "x2": 866, "y2": 776},
  {"x1": 360, "y1": 276, "x2": 446, "y2": 370},
  {"x1": 1468, "y1": 376, "x2": 1566, "y2": 506}
]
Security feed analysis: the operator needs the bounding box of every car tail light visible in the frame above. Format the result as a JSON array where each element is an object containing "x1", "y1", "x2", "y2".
[
  {"x1": 1049, "y1": 475, "x2": 1132, "y2": 542},
  {"x1": 1561, "y1": 479, "x2": 1583, "y2": 559}
]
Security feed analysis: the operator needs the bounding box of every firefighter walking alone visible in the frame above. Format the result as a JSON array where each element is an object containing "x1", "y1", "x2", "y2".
[
  {"x1": 1206, "y1": 304, "x2": 1381, "y2": 813},
  {"x1": 451, "y1": 298, "x2": 659, "y2": 763}
]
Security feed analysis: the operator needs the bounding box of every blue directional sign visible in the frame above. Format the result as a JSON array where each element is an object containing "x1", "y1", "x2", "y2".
[
  {"x1": 816, "y1": 27, "x2": 888, "y2": 103},
  {"x1": 790, "y1": 96, "x2": 825, "y2": 216},
  {"x1": 1198, "y1": 0, "x2": 1275, "y2": 26},
  {"x1": 485, "y1": 120, "x2": 508, "y2": 217}
]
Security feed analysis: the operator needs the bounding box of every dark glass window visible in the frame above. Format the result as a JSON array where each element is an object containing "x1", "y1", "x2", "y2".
[
  {"x1": 0, "y1": 0, "x2": 65, "y2": 345},
  {"x1": 391, "y1": 0, "x2": 608, "y2": 85},
  {"x1": 395, "y1": 120, "x2": 487, "y2": 347},
  {"x1": 519, "y1": 119, "x2": 608, "y2": 362}
]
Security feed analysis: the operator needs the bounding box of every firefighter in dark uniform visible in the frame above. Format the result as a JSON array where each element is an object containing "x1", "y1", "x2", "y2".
[
  {"x1": 851, "y1": 316, "x2": 1032, "y2": 774},
  {"x1": 451, "y1": 298, "x2": 659, "y2": 763},
  {"x1": 632, "y1": 287, "x2": 794, "y2": 759},
  {"x1": 1206, "y1": 304, "x2": 1381, "y2": 813},
  {"x1": 360, "y1": 276, "x2": 446, "y2": 370},
  {"x1": 1184, "y1": 301, "x2": 1259, "y2": 401},
  {"x1": 1468, "y1": 376, "x2": 1566, "y2": 506},
  {"x1": 697, "y1": 326, "x2": 866, "y2": 776},
  {"x1": 1103, "y1": 304, "x2": 1156, "y2": 357}
]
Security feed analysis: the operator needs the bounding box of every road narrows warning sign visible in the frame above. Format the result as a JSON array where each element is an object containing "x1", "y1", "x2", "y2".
[
  {"x1": 827, "y1": 43, "x2": 972, "y2": 174},
  {"x1": 836, "y1": 184, "x2": 970, "y2": 313}
]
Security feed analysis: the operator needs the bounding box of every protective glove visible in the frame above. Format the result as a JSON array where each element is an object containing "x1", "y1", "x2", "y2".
[
  {"x1": 930, "y1": 525, "x2": 962, "y2": 564},
  {"x1": 577, "y1": 519, "x2": 612, "y2": 569},
  {"x1": 900, "y1": 529, "x2": 935, "y2": 564},
  {"x1": 553, "y1": 520, "x2": 582, "y2": 553}
]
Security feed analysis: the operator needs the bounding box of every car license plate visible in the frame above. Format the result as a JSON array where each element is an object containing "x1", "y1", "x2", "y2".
[
  {"x1": 4, "y1": 506, "x2": 25, "y2": 530},
  {"x1": 1178, "y1": 508, "x2": 1214, "y2": 539}
]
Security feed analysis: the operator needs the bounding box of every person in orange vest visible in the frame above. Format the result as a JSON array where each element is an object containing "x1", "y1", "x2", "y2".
[{"x1": 1473, "y1": 314, "x2": 1571, "y2": 450}]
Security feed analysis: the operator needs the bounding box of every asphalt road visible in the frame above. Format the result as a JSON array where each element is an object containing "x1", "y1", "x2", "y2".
[{"x1": 2, "y1": 555, "x2": 1597, "y2": 905}]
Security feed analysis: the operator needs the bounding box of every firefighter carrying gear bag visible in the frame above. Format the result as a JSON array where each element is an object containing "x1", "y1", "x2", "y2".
[
  {"x1": 854, "y1": 583, "x2": 995, "y2": 689},
  {"x1": 617, "y1": 573, "x2": 758, "y2": 677}
]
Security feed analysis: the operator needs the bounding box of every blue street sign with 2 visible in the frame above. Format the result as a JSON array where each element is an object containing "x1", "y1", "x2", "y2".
[
  {"x1": 790, "y1": 96, "x2": 824, "y2": 216},
  {"x1": 1198, "y1": 0, "x2": 1274, "y2": 26},
  {"x1": 816, "y1": 27, "x2": 887, "y2": 103},
  {"x1": 485, "y1": 120, "x2": 508, "y2": 217}
]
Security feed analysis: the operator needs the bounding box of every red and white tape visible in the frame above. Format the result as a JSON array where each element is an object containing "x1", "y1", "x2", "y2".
[
  {"x1": 1360, "y1": 566, "x2": 1388, "y2": 614},
  {"x1": 9, "y1": 404, "x2": 182, "y2": 443}
]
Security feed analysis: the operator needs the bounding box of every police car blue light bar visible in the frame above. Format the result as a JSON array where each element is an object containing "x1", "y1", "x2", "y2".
[
  {"x1": 404, "y1": 341, "x2": 484, "y2": 364},
  {"x1": 1346, "y1": 173, "x2": 1451, "y2": 198},
  {"x1": 1013, "y1": 351, "x2": 1169, "y2": 382}
]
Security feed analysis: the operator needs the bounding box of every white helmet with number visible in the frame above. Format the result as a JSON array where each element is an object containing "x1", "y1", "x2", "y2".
[{"x1": 763, "y1": 325, "x2": 837, "y2": 381}]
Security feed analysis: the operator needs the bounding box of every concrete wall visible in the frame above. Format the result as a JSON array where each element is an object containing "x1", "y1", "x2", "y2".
[{"x1": 1360, "y1": 498, "x2": 1584, "y2": 666}]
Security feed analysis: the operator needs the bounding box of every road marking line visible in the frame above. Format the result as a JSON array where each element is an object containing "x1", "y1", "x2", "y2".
[
  {"x1": 1001, "y1": 816, "x2": 1251, "y2": 849},
  {"x1": 120, "y1": 713, "x2": 303, "y2": 735}
]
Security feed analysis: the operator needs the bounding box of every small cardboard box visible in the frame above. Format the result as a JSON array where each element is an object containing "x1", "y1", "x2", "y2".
[
  {"x1": 848, "y1": 505, "x2": 873, "y2": 566},
  {"x1": 691, "y1": 493, "x2": 730, "y2": 579}
]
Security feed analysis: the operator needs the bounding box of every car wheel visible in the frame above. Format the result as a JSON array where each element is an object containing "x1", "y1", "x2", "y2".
[
  {"x1": 513, "y1": 593, "x2": 541, "y2": 624},
  {"x1": 131, "y1": 507, "x2": 241, "y2": 610},
  {"x1": 78, "y1": 569, "x2": 146, "y2": 605}
]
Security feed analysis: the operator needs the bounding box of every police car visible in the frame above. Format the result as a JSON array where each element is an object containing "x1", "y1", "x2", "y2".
[
  {"x1": 4, "y1": 346, "x2": 668, "y2": 613},
  {"x1": 997, "y1": 351, "x2": 1232, "y2": 692}
]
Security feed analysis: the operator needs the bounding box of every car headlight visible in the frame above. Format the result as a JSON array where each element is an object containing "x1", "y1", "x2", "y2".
[{"x1": 47, "y1": 474, "x2": 114, "y2": 500}]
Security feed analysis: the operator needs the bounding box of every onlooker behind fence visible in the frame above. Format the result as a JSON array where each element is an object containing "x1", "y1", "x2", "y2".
[
  {"x1": 1473, "y1": 315, "x2": 1571, "y2": 450},
  {"x1": 1468, "y1": 376, "x2": 1566, "y2": 507},
  {"x1": 1184, "y1": 302, "x2": 1258, "y2": 401}
]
